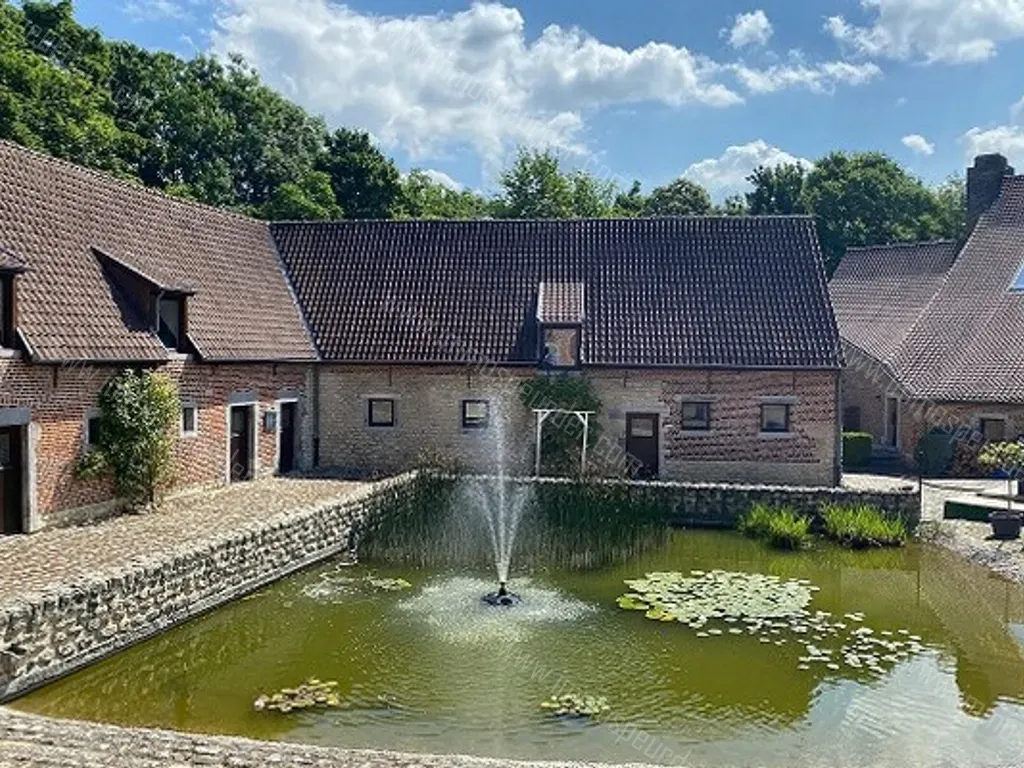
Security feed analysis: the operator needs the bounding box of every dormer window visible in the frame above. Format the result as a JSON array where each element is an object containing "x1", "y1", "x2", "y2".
[
  {"x1": 537, "y1": 281, "x2": 584, "y2": 369},
  {"x1": 0, "y1": 274, "x2": 15, "y2": 349},
  {"x1": 158, "y1": 294, "x2": 186, "y2": 351}
]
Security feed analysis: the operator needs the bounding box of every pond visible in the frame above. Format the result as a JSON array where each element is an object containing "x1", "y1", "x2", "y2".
[{"x1": 12, "y1": 527, "x2": 1024, "y2": 768}]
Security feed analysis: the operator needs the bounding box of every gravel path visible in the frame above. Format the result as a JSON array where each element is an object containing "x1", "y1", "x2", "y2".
[{"x1": 0, "y1": 478, "x2": 364, "y2": 606}]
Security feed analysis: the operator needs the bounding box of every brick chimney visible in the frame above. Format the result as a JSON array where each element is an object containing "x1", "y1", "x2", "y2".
[{"x1": 967, "y1": 153, "x2": 1015, "y2": 230}]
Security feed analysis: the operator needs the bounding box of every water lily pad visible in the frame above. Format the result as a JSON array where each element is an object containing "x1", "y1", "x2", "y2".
[{"x1": 540, "y1": 694, "x2": 610, "y2": 718}]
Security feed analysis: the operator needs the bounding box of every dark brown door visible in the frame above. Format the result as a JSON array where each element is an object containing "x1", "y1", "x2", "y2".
[
  {"x1": 279, "y1": 402, "x2": 297, "y2": 474},
  {"x1": 626, "y1": 413, "x2": 660, "y2": 480},
  {"x1": 0, "y1": 426, "x2": 23, "y2": 534},
  {"x1": 230, "y1": 406, "x2": 252, "y2": 483}
]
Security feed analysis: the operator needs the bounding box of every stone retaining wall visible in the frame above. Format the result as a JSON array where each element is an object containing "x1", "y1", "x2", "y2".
[
  {"x1": 516, "y1": 475, "x2": 920, "y2": 529},
  {"x1": 0, "y1": 474, "x2": 419, "y2": 702}
]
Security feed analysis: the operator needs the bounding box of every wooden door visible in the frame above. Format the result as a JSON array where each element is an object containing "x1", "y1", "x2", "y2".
[
  {"x1": 230, "y1": 406, "x2": 252, "y2": 483},
  {"x1": 626, "y1": 413, "x2": 660, "y2": 480},
  {"x1": 279, "y1": 402, "x2": 297, "y2": 474},
  {"x1": 0, "y1": 426, "x2": 23, "y2": 534}
]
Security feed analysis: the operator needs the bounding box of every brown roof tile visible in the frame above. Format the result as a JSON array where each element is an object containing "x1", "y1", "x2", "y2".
[
  {"x1": 272, "y1": 217, "x2": 841, "y2": 369},
  {"x1": 0, "y1": 141, "x2": 315, "y2": 362}
]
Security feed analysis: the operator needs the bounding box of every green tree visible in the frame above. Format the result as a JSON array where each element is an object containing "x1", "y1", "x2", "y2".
[
  {"x1": 717, "y1": 194, "x2": 749, "y2": 216},
  {"x1": 568, "y1": 170, "x2": 616, "y2": 218},
  {"x1": 746, "y1": 163, "x2": 808, "y2": 215},
  {"x1": 612, "y1": 180, "x2": 648, "y2": 217},
  {"x1": 801, "y1": 152, "x2": 946, "y2": 274},
  {"x1": 89, "y1": 369, "x2": 180, "y2": 508},
  {"x1": 262, "y1": 170, "x2": 342, "y2": 221},
  {"x1": 399, "y1": 170, "x2": 490, "y2": 219},
  {"x1": 497, "y1": 148, "x2": 574, "y2": 218},
  {"x1": 934, "y1": 173, "x2": 967, "y2": 241},
  {"x1": 321, "y1": 128, "x2": 403, "y2": 219},
  {"x1": 644, "y1": 178, "x2": 712, "y2": 216}
]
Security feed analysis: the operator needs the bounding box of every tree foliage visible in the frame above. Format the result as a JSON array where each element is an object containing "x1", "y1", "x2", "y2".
[
  {"x1": 91, "y1": 369, "x2": 180, "y2": 508},
  {"x1": 399, "y1": 170, "x2": 491, "y2": 219},
  {"x1": 643, "y1": 178, "x2": 712, "y2": 217},
  {"x1": 746, "y1": 163, "x2": 808, "y2": 215}
]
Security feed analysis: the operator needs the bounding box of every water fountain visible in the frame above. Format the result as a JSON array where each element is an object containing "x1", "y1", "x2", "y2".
[{"x1": 460, "y1": 394, "x2": 529, "y2": 606}]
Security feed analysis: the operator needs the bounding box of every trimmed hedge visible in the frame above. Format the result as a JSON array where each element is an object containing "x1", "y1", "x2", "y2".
[{"x1": 842, "y1": 432, "x2": 873, "y2": 468}]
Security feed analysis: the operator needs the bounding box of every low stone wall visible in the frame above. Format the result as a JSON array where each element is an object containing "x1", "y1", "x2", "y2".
[
  {"x1": 0, "y1": 473, "x2": 419, "y2": 702},
  {"x1": 518, "y1": 475, "x2": 920, "y2": 530}
]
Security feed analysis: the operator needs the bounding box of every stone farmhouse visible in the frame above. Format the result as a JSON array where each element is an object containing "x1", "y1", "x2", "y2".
[
  {"x1": 0, "y1": 140, "x2": 843, "y2": 534},
  {"x1": 830, "y1": 154, "x2": 1024, "y2": 465}
]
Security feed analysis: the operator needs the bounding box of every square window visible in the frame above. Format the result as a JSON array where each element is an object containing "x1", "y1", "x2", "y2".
[
  {"x1": 629, "y1": 416, "x2": 656, "y2": 438},
  {"x1": 462, "y1": 400, "x2": 490, "y2": 429},
  {"x1": 981, "y1": 418, "x2": 1007, "y2": 443},
  {"x1": 761, "y1": 404, "x2": 791, "y2": 434},
  {"x1": 681, "y1": 402, "x2": 711, "y2": 431},
  {"x1": 368, "y1": 398, "x2": 395, "y2": 427},
  {"x1": 181, "y1": 404, "x2": 198, "y2": 437},
  {"x1": 541, "y1": 326, "x2": 580, "y2": 368}
]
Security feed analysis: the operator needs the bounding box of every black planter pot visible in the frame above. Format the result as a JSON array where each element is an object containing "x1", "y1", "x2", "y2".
[{"x1": 990, "y1": 510, "x2": 1023, "y2": 541}]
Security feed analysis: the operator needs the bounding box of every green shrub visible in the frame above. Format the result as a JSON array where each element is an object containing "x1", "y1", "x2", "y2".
[
  {"x1": 820, "y1": 502, "x2": 907, "y2": 548},
  {"x1": 738, "y1": 503, "x2": 812, "y2": 550},
  {"x1": 842, "y1": 432, "x2": 873, "y2": 468}
]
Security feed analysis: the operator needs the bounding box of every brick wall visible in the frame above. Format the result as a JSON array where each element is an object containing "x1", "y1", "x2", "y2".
[
  {"x1": 0, "y1": 355, "x2": 313, "y2": 530},
  {"x1": 318, "y1": 365, "x2": 840, "y2": 486}
]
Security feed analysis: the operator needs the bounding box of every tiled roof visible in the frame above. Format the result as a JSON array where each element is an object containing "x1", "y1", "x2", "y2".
[
  {"x1": 537, "y1": 282, "x2": 584, "y2": 324},
  {"x1": 0, "y1": 141, "x2": 315, "y2": 362},
  {"x1": 830, "y1": 240, "x2": 957, "y2": 364},
  {"x1": 891, "y1": 176, "x2": 1024, "y2": 402},
  {"x1": 272, "y1": 217, "x2": 841, "y2": 368},
  {"x1": 0, "y1": 247, "x2": 26, "y2": 272},
  {"x1": 832, "y1": 176, "x2": 1024, "y2": 403}
]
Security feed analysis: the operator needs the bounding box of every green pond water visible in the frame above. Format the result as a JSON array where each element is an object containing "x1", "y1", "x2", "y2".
[{"x1": 14, "y1": 530, "x2": 1024, "y2": 768}]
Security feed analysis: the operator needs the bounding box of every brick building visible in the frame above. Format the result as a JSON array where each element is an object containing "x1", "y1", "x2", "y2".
[
  {"x1": 0, "y1": 141, "x2": 316, "y2": 533},
  {"x1": 273, "y1": 218, "x2": 843, "y2": 487},
  {"x1": 830, "y1": 154, "x2": 1024, "y2": 468},
  {"x1": 0, "y1": 142, "x2": 845, "y2": 535}
]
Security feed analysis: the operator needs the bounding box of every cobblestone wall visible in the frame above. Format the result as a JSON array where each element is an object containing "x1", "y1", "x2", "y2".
[{"x1": 0, "y1": 474, "x2": 418, "y2": 701}]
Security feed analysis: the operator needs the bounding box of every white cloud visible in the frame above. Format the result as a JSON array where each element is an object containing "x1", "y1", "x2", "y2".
[
  {"x1": 209, "y1": 0, "x2": 881, "y2": 170},
  {"x1": 963, "y1": 126, "x2": 1024, "y2": 168},
  {"x1": 724, "y1": 10, "x2": 773, "y2": 49},
  {"x1": 732, "y1": 60, "x2": 882, "y2": 94},
  {"x1": 123, "y1": 0, "x2": 198, "y2": 21},
  {"x1": 825, "y1": 0, "x2": 1024, "y2": 64},
  {"x1": 421, "y1": 169, "x2": 465, "y2": 191},
  {"x1": 901, "y1": 134, "x2": 935, "y2": 156},
  {"x1": 1012, "y1": 96, "x2": 1024, "y2": 122},
  {"x1": 683, "y1": 140, "x2": 812, "y2": 198}
]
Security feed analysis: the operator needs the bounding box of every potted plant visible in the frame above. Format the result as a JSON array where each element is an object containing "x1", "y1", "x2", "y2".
[{"x1": 978, "y1": 442, "x2": 1024, "y2": 540}]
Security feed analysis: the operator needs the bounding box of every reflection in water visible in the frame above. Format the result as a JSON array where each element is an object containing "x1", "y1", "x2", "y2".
[{"x1": 13, "y1": 530, "x2": 1024, "y2": 767}]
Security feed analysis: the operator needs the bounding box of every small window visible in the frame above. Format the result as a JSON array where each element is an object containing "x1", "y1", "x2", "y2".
[
  {"x1": 181, "y1": 404, "x2": 198, "y2": 437},
  {"x1": 541, "y1": 326, "x2": 581, "y2": 368},
  {"x1": 0, "y1": 275, "x2": 13, "y2": 349},
  {"x1": 85, "y1": 408, "x2": 102, "y2": 449},
  {"x1": 843, "y1": 406, "x2": 862, "y2": 432},
  {"x1": 681, "y1": 402, "x2": 711, "y2": 431},
  {"x1": 462, "y1": 400, "x2": 490, "y2": 429},
  {"x1": 368, "y1": 398, "x2": 395, "y2": 427},
  {"x1": 981, "y1": 418, "x2": 1007, "y2": 443},
  {"x1": 629, "y1": 416, "x2": 656, "y2": 438},
  {"x1": 761, "y1": 404, "x2": 791, "y2": 434},
  {"x1": 158, "y1": 295, "x2": 184, "y2": 351}
]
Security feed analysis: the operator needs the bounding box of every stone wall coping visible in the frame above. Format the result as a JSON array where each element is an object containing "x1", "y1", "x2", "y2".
[{"x1": 0, "y1": 472, "x2": 417, "y2": 621}]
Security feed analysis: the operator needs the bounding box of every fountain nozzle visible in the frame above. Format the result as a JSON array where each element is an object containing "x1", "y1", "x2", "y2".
[{"x1": 483, "y1": 581, "x2": 520, "y2": 607}]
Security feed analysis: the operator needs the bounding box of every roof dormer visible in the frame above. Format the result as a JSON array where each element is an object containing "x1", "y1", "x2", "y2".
[
  {"x1": 537, "y1": 281, "x2": 584, "y2": 369},
  {"x1": 0, "y1": 247, "x2": 27, "y2": 351}
]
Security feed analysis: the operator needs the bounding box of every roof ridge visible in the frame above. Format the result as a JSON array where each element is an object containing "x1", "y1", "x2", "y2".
[
  {"x1": 270, "y1": 214, "x2": 815, "y2": 226},
  {"x1": 845, "y1": 239, "x2": 958, "y2": 253},
  {"x1": 0, "y1": 139, "x2": 264, "y2": 228}
]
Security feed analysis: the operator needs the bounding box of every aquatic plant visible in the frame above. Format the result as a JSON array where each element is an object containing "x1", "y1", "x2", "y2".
[
  {"x1": 254, "y1": 678, "x2": 343, "y2": 712},
  {"x1": 820, "y1": 503, "x2": 907, "y2": 548},
  {"x1": 540, "y1": 693, "x2": 610, "y2": 718},
  {"x1": 738, "y1": 503, "x2": 812, "y2": 550},
  {"x1": 302, "y1": 572, "x2": 412, "y2": 603},
  {"x1": 617, "y1": 570, "x2": 817, "y2": 625}
]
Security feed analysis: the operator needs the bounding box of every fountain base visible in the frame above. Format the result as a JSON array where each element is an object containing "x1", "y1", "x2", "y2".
[{"x1": 482, "y1": 582, "x2": 521, "y2": 607}]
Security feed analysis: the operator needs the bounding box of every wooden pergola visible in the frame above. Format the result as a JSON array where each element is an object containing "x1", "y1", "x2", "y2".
[{"x1": 532, "y1": 409, "x2": 596, "y2": 476}]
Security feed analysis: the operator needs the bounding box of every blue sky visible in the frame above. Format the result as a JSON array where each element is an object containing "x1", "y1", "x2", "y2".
[{"x1": 72, "y1": 0, "x2": 1024, "y2": 198}]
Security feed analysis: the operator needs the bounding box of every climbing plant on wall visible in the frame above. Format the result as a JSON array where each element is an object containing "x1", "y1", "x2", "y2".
[
  {"x1": 78, "y1": 369, "x2": 180, "y2": 508},
  {"x1": 519, "y1": 375, "x2": 603, "y2": 477}
]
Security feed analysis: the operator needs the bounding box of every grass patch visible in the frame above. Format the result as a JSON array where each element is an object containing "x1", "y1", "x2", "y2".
[
  {"x1": 820, "y1": 502, "x2": 907, "y2": 548},
  {"x1": 738, "y1": 503, "x2": 812, "y2": 551}
]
